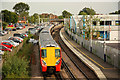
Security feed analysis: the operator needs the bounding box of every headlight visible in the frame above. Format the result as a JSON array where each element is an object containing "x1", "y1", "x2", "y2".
[
  {"x1": 42, "y1": 60, "x2": 46, "y2": 65},
  {"x1": 55, "y1": 59, "x2": 61, "y2": 65}
]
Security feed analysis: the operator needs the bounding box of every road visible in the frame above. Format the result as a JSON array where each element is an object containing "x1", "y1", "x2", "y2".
[{"x1": 0, "y1": 26, "x2": 34, "y2": 43}]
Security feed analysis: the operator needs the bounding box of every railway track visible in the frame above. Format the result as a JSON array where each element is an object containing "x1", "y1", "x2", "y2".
[
  {"x1": 51, "y1": 25, "x2": 99, "y2": 80},
  {"x1": 62, "y1": 59, "x2": 76, "y2": 80}
]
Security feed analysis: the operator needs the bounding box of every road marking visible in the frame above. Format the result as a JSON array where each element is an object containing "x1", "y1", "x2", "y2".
[{"x1": 63, "y1": 34, "x2": 114, "y2": 69}]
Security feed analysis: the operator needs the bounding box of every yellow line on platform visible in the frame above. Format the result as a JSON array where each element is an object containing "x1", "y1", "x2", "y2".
[{"x1": 63, "y1": 34, "x2": 114, "y2": 69}]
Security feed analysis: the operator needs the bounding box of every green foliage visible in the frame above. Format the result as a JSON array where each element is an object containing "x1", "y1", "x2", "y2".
[
  {"x1": 79, "y1": 11, "x2": 87, "y2": 15},
  {"x1": 62, "y1": 10, "x2": 72, "y2": 18},
  {"x1": 20, "y1": 12, "x2": 29, "y2": 17},
  {"x1": 58, "y1": 15, "x2": 64, "y2": 19},
  {"x1": 13, "y1": 2, "x2": 30, "y2": 15},
  {"x1": 109, "y1": 10, "x2": 120, "y2": 14},
  {"x1": 1, "y1": 10, "x2": 18, "y2": 23},
  {"x1": 2, "y1": 55, "x2": 29, "y2": 78},
  {"x1": 78, "y1": 7, "x2": 96, "y2": 15},
  {"x1": 2, "y1": 22, "x2": 8, "y2": 30}
]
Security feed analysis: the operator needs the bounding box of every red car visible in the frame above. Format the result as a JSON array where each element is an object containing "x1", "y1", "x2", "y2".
[
  {"x1": 1, "y1": 42, "x2": 15, "y2": 49},
  {"x1": 0, "y1": 45, "x2": 12, "y2": 52}
]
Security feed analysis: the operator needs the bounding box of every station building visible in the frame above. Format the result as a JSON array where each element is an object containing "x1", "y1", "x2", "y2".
[
  {"x1": 69, "y1": 15, "x2": 120, "y2": 41},
  {"x1": 64, "y1": 15, "x2": 120, "y2": 68}
]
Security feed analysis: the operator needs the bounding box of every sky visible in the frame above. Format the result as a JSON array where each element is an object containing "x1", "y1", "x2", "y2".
[{"x1": 0, "y1": 0, "x2": 120, "y2": 16}]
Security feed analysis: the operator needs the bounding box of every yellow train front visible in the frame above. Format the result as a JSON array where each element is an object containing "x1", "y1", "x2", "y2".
[{"x1": 39, "y1": 25, "x2": 62, "y2": 73}]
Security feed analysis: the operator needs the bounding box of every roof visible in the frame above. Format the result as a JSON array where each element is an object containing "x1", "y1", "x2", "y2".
[{"x1": 39, "y1": 26, "x2": 59, "y2": 48}]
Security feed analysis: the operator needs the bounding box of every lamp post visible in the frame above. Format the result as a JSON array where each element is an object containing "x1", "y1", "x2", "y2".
[
  {"x1": 90, "y1": 15, "x2": 93, "y2": 53},
  {"x1": 104, "y1": 18, "x2": 106, "y2": 62}
]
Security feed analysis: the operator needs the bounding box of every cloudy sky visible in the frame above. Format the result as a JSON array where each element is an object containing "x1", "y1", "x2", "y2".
[{"x1": 0, "y1": 0, "x2": 120, "y2": 16}]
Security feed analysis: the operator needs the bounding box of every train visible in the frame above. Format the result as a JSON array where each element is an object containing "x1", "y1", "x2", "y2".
[{"x1": 39, "y1": 25, "x2": 62, "y2": 73}]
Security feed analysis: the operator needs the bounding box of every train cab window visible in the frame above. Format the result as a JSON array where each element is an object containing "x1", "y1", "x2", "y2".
[
  {"x1": 55, "y1": 49, "x2": 60, "y2": 57},
  {"x1": 41, "y1": 49, "x2": 47, "y2": 58}
]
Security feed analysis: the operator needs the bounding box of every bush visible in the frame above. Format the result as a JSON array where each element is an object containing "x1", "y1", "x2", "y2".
[
  {"x1": 2, "y1": 22, "x2": 8, "y2": 30},
  {"x1": 2, "y1": 55, "x2": 29, "y2": 78}
]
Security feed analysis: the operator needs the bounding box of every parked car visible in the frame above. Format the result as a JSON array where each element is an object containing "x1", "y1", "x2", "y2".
[
  {"x1": 12, "y1": 28, "x2": 16, "y2": 31},
  {"x1": 25, "y1": 31, "x2": 29, "y2": 35},
  {"x1": 14, "y1": 37, "x2": 23, "y2": 42},
  {"x1": 1, "y1": 41, "x2": 15, "y2": 49},
  {"x1": 0, "y1": 45, "x2": 12, "y2": 52},
  {"x1": 8, "y1": 37, "x2": 22, "y2": 43},
  {"x1": 0, "y1": 31, "x2": 4, "y2": 36},
  {"x1": 13, "y1": 33, "x2": 25, "y2": 39},
  {"x1": 2, "y1": 30, "x2": 8, "y2": 35},
  {"x1": 28, "y1": 28, "x2": 34, "y2": 31},
  {"x1": 4, "y1": 28, "x2": 12, "y2": 31},
  {"x1": 2, "y1": 40, "x2": 19, "y2": 47},
  {"x1": 22, "y1": 33, "x2": 28, "y2": 37},
  {"x1": 16, "y1": 26, "x2": 23, "y2": 30}
]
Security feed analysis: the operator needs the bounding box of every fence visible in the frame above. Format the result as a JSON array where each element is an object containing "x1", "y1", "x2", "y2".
[{"x1": 65, "y1": 28, "x2": 120, "y2": 69}]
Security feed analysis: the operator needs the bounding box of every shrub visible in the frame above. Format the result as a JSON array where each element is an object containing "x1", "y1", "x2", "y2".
[
  {"x1": 2, "y1": 22, "x2": 8, "y2": 30},
  {"x1": 2, "y1": 55, "x2": 29, "y2": 78}
]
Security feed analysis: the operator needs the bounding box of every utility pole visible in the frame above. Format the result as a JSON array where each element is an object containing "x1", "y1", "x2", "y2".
[
  {"x1": 90, "y1": 15, "x2": 93, "y2": 53},
  {"x1": 104, "y1": 18, "x2": 106, "y2": 62}
]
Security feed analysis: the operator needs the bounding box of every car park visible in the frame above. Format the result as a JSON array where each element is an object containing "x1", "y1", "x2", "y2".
[
  {"x1": 16, "y1": 26, "x2": 23, "y2": 30},
  {"x1": 13, "y1": 33, "x2": 25, "y2": 39},
  {"x1": 4, "y1": 28, "x2": 12, "y2": 31},
  {"x1": 8, "y1": 37, "x2": 22, "y2": 43},
  {"x1": 22, "y1": 33, "x2": 28, "y2": 37},
  {"x1": 0, "y1": 45, "x2": 12, "y2": 52},
  {"x1": 1, "y1": 41, "x2": 15, "y2": 49},
  {"x1": 14, "y1": 37, "x2": 23, "y2": 42},
  {"x1": 2, "y1": 30, "x2": 8, "y2": 35},
  {"x1": 12, "y1": 28, "x2": 17, "y2": 31},
  {"x1": 0, "y1": 31, "x2": 4, "y2": 36},
  {"x1": 2, "y1": 40, "x2": 19, "y2": 47}
]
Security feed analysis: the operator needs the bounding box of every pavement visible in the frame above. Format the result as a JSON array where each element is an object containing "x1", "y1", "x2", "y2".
[{"x1": 61, "y1": 28, "x2": 120, "y2": 79}]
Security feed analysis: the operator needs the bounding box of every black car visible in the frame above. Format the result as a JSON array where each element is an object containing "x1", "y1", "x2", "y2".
[
  {"x1": 28, "y1": 28, "x2": 34, "y2": 31},
  {"x1": 12, "y1": 28, "x2": 16, "y2": 31},
  {"x1": 13, "y1": 33, "x2": 25, "y2": 39},
  {"x1": 4, "y1": 28, "x2": 12, "y2": 31}
]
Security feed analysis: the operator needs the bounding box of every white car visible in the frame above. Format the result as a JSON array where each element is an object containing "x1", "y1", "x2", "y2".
[
  {"x1": 2, "y1": 31, "x2": 8, "y2": 35},
  {"x1": 14, "y1": 37, "x2": 23, "y2": 41},
  {"x1": 0, "y1": 31, "x2": 5, "y2": 36},
  {"x1": 16, "y1": 26, "x2": 23, "y2": 30}
]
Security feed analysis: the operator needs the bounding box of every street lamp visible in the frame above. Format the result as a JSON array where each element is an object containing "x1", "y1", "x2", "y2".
[
  {"x1": 90, "y1": 15, "x2": 93, "y2": 53},
  {"x1": 104, "y1": 17, "x2": 106, "y2": 62}
]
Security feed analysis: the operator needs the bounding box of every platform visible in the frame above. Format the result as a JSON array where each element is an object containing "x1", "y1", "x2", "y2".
[{"x1": 60, "y1": 28, "x2": 120, "y2": 79}]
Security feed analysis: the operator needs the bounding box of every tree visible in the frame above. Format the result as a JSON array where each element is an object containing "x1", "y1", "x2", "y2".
[
  {"x1": 1, "y1": 10, "x2": 18, "y2": 23},
  {"x1": 33, "y1": 13, "x2": 39, "y2": 24},
  {"x1": 78, "y1": 7, "x2": 96, "y2": 15},
  {"x1": 78, "y1": 11, "x2": 87, "y2": 15},
  {"x1": 58, "y1": 15, "x2": 64, "y2": 19},
  {"x1": 2, "y1": 55, "x2": 29, "y2": 78},
  {"x1": 109, "y1": 10, "x2": 120, "y2": 14},
  {"x1": 62, "y1": 10, "x2": 72, "y2": 18},
  {"x1": 13, "y1": 2, "x2": 30, "y2": 15}
]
